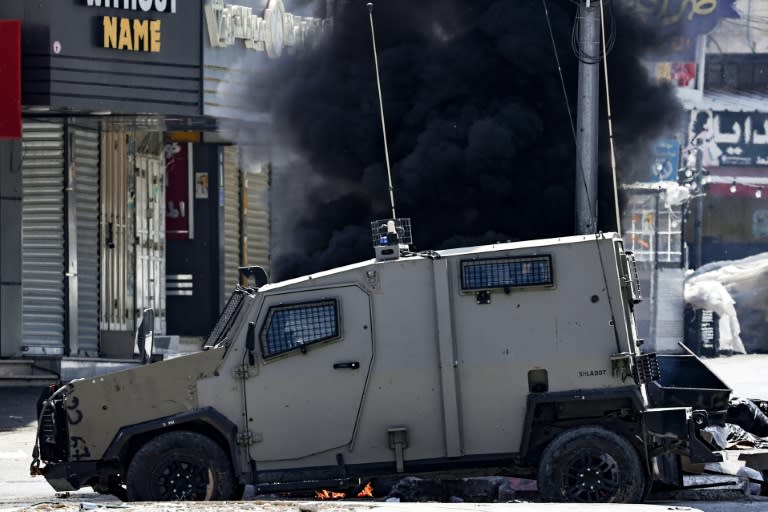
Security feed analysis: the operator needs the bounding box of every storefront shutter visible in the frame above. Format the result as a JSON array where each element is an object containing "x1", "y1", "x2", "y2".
[
  {"x1": 245, "y1": 163, "x2": 271, "y2": 277},
  {"x1": 222, "y1": 146, "x2": 242, "y2": 304},
  {"x1": 73, "y1": 127, "x2": 100, "y2": 356},
  {"x1": 21, "y1": 121, "x2": 66, "y2": 355},
  {"x1": 100, "y1": 130, "x2": 131, "y2": 332}
]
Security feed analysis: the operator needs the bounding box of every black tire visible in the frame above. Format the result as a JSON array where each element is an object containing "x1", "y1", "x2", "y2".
[
  {"x1": 537, "y1": 425, "x2": 646, "y2": 503},
  {"x1": 126, "y1": 431, "x2": 236, "y2": 501}
]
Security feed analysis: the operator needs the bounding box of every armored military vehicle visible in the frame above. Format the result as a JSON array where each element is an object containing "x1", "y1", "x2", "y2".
[{"x1": 31, "y1": 222, "x2": 768, "y2": 503}]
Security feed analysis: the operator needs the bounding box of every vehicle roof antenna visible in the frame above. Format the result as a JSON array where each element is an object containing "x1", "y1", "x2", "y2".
[
  {"x1": 366, "y1": 2, "x2": 397, "y2": 220},
  {"x1": 366, "y1": 3, "x2": 413, "y2": 261}
]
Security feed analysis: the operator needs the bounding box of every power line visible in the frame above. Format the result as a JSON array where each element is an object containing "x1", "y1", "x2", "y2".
[{"x1": 571, "y1": 0, "x2": 616, "y2": 64}]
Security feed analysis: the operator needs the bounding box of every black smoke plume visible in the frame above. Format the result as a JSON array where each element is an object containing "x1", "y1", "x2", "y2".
[{"x1": 252, "y1": 0, "x2": 682, "y2": 279}]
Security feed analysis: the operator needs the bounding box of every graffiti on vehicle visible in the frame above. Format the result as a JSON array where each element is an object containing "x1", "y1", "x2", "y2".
[
  {"x1": 66, "y1": 396, "x2": 83, "y2": 425},
  {"x1": 70, "y1": 436, "x2": 91, "y2": 461}
]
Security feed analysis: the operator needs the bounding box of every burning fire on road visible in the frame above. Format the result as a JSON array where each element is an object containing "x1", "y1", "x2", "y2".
[{"x1": 315, "y1": 481, "x2": 374, "y2": 500}]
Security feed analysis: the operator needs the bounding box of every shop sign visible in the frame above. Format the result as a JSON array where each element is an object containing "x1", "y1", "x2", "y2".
[
  {"x1": 621, "y1": 0, "x2": 738, "y2": 38},
  {"x1": 650, "y1": 139, "x2": 681, "y2": 182},
  {"x1": 204, "y1": 0, "x2": 328, "y2": 58},
  {"x1": 0, "y1": 20, "x2": 21, "y2": 139},
  {"x1": 689, "y1": 110, "x2": 768, "y2": 167},
  {"x1": 84, "y1": 0, "x2": 179, "y2": 53},
  {"x1": 623, "y1": 0, "x2": 737, "y2": 91},
  {"x1": 86, "y1": 0, "x2": 177, "y2": 12}
]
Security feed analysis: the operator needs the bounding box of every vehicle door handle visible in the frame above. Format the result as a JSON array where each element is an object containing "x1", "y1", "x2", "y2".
[{"x1": 333, "y1": 361, "x2": 360, "y2": 370}]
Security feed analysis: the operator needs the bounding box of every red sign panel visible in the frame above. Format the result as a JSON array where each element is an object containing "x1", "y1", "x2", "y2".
[{"x1": 0, "y1": 20, "x2": 21, "y2": 140}]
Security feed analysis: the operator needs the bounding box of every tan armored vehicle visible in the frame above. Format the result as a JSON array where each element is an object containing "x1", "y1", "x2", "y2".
[{"x1": 32, "y1": 223, "x2": 768, "y2": 503}]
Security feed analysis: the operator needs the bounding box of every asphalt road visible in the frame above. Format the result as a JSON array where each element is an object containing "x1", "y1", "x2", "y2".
[
  {"x1": 2, "y1": 355, "x2": 768, "y2": 511},
  {"x1": 0, "y1": 386, "x2": 105, "y2": 511}
]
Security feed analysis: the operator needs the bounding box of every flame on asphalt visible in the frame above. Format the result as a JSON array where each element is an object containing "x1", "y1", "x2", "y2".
[
  {"x1": 315, "y1": 489, "x2": 346, "y2": 500},
  {"x1": 357, "y1": 481, "x2": 374, "y2": 497},
  {"x1": 315, "y1": 481, "x2": 374, "y2": 500}
]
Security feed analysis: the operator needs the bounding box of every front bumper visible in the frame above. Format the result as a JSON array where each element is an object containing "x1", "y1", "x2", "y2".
[
  {"x1": 33, "y1": 385, "x2": 91, "y2": 491},
  {"x1": 42, "y1": 460, "x2": 101, "y2": 492}
]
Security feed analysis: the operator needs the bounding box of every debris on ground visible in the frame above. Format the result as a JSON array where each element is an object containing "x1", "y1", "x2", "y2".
[
  {"x1": 727, "y1": 424, "x2": 768, "y2": 449},
  {"x1": 384, "y1": 476, "x2": 538, "y2": 503}
]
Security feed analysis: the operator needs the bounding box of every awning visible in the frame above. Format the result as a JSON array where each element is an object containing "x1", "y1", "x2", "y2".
[
  {"x1": 705, "y1": 167, "x2": 768, "y2": 197},
  {"x1": 683, "y1": 91, "x2": 768, "y2": 113}
]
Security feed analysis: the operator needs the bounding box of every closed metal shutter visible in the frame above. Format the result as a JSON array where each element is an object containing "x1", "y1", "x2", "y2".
[
  {"x1": 21, "y1": 121, "x2": 66, "y2": 355},
  {"x1": 101, "y1": 131, "x2": 131, "y2": 332},
  {"x1": 222, "y1": 146, "x2": 242, "y2": 303},
  {"x1": 245, "y1": 163, "x2": 271, "y2": 277},
  {"x1": 73, "y1": 127, "x2": 100, "y2": 356}
]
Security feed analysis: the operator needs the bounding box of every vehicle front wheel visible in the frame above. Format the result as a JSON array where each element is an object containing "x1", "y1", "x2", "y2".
[
  {"x1": 537, "y1": 425, "x2": 646, "y2": 503},
  {"x1": 126, "y1": 431, "x2": 236, "y2": 501}
]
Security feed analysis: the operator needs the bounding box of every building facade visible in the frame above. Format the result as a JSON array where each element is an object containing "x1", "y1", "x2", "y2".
[
  {"x1": 0, "y1": 0, "x2": 330, "y2": 378},
  {"x1": 684, "y1": 0, "x2": 768, "y2": 264}
]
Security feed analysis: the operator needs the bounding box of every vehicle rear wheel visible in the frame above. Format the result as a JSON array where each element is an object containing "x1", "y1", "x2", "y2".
[
  {"x1": 537, "y1": 425, "x2": 646, "y2": 503},
  {"x1": 126, "y1": 431, "x2": 236, "y2": 501}
]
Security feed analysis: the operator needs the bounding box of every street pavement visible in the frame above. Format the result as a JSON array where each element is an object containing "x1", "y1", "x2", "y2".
[
  {"x1": 2, "y1": 355, "x2": 768, "y2": 511},
  {"x1": 0, "y1": 386, "x2": 104, "y2": 511}
]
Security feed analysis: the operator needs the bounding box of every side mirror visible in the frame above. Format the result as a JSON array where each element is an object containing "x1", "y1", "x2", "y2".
[
  {"x1": 134, "y1": 308, "x2": 155, "y2": 364},
  {"x1": 246, "y1": 322, "x2": 256, "y2": 366},
  {"x1": 239, "y1": 266, "x2": 269, "y2": 288}
]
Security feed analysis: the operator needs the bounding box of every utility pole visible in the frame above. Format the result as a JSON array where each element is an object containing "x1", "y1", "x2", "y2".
[{"x1": 575, "y1": 0, "x2": 601, "y2": 235}]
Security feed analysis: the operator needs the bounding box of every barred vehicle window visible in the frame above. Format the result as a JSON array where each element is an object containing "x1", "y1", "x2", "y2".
[
  {"x1": 461, "y1": 255, "x2": 553, "y2": 291},
  {"x1": 260, "y1": 300, "x2": 339, "y2": 358},
  {"x1": 205, "y1": 289, "x2": 246, "y2": 348}
]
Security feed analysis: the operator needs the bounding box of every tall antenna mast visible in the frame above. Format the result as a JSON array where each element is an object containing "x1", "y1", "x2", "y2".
[{"x1": 366, "y1": 2, "x2": 397, "y2": 219}]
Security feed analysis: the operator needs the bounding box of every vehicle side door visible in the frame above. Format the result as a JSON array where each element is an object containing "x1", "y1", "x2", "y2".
[{"x1": 245, "y1": 284, "x2": 373, "y2": 463}]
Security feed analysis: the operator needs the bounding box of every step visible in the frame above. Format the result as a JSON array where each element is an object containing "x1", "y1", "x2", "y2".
[
  {"x1": 0, "y1": 360, "x2": 37, "y2": 378},
  {"x1": 0, "y1": 374, "x2": 58, "y2": 386},
  {"x1": 0, "y1": 359, "x2": 60, "y2": 382}
]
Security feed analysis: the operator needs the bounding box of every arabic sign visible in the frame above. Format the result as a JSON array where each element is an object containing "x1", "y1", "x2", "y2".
[
  {"x1": 622, "y1": 0, "x2": 739, "y2": 38},
  {"x1": 689, "y1": 110, "x2": 768, "y2": 167}
]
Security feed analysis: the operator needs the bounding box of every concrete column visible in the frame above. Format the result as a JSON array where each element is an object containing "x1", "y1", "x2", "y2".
[{"x1": 0, "y1": 139, "x2": 22, "y2": 358}]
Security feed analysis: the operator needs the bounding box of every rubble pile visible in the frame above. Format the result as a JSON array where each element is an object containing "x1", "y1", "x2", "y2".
[{"x1": 384, "y1": 476, "x2": 537, "y2": 503}]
